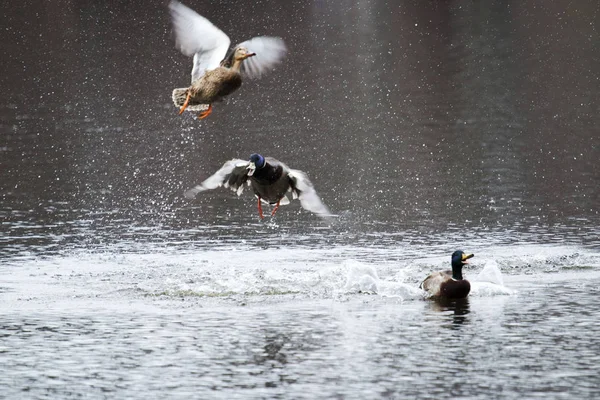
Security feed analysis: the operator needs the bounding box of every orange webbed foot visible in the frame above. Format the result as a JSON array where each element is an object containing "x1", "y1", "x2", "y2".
[
  {"x1": 257, "y1": 197, "x2": 264, "y2": 219},
  {"x1": 271, "y1": 200, "x2": 281, "y2": 217},
  {"x1": 198, "y1": 104, "x2": 213, "y2": 120},
  {"x1": 179, "y1": 92, "x2": 192, "y2": 115}
]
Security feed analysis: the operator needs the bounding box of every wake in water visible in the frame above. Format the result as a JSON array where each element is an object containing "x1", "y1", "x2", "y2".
[
  {"x1": 341, "y1": 259, "x2": 516, "y2": 301},
  {"x1": 2, "y1": 244, "x2": 598, "y2": 310}
]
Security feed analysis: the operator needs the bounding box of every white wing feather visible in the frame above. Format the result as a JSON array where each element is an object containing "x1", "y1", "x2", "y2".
[
  {"x1": 169, "y1": 1, "x2": 231, "y2": 83},
  {"x1": 184, "y1": 159, "x2": 248, "y2": 199},
  {"x1": 288, "y1": 169, "x2": 331, "y2": 217},
  {"x1": 237, "y1": 37, "x2": 287, "y2": 79}
]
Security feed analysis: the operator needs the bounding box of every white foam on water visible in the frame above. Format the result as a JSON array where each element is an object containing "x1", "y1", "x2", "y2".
[
  {"x1": 342, "y1": 260, "x2": 380, "y2": 294},
  {"x1": 473, "y1": 260, "x2": 505, "y2": 286},
  {"x1": 1, "y1": 244, "x2": 598, "y2": 310},
  {"x1": 467, "y1": 260, "x2": 517, "y2": 296},
  {"x1": 469, "y1": 281, "x2": 517, "y2": 296}
]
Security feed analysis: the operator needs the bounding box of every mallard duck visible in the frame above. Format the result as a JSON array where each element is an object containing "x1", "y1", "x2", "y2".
[
  {"x1": 184, "y1": 154, "x2": 330, "y2": 219},
  {"x1": 421, "y1": 251, "x2": 474, "y2": 299},
  {"x1": 169, "y1": 0, "x2": 287, "y2": 119}
]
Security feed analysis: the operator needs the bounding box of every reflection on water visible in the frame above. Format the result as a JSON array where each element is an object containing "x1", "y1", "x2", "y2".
[
  {"x1": 2, "y1": 279, "x2": 600, "y2": 399},
  {"x1": 428, "y1": 297, "x2": 471, "y2": 328}
]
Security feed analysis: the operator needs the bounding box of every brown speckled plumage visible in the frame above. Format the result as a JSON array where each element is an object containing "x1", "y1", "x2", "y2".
[
  {"x1": 169, "y1": 1, "x2": 287, "y2": 118},
  {"x1": 172, "y1": 63, "x2": 243, "y2": 111}
]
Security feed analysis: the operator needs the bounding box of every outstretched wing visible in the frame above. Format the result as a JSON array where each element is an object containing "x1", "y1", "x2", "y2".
[
  {"x1": 235, "y1": 37, "x2": 287, "y2": 79},
  {"x1": 288, "y1": 169, "x2": 331, "y2": 217},
  {"x1": 184, "y1": 159, "x2": 250, "y2": 199},
  {"x1": 169, "y1": 1, "x2": 231, "y2": 82}
]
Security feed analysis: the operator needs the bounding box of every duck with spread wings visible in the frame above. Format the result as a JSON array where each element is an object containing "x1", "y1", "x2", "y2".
[
  {"x1": 169, "y1": 1, "x2": 287, "y2": 119},
  {"x1": 185, "y1": 154, "x2": 331, "y2": 219}
]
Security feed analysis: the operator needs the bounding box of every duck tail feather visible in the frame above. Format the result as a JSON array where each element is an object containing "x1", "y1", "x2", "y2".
[
  {"x1": 172, "y1": 88, "x2": 188, "y2": 106},
  {"x1": 172, "y1": 88, "x2": 210, "y2": 112}
]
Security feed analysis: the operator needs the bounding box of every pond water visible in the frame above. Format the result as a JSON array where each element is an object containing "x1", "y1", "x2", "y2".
[{"x1": 1, "y1": 0, "x2": 599, "y2": 398}]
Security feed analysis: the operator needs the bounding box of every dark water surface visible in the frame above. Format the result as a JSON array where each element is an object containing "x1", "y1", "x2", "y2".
[{"x1": 1, "y1": 0, "x2": 599, "y2": 398}]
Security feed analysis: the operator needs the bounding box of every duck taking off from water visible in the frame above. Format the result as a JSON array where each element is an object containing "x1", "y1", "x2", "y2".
[
  {"x1": 169, "y1": 1, "x2": 287, "y2": 119},
  {"x1": 421, "y1": 251, "x2": 474, "y2": 299},
  {"x1": 184, "y1": 154, "x2": 330, "y2": 219}
]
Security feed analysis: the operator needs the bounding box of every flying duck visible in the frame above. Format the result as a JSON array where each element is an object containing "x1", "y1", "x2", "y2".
[
  {"x1": 421, "y1": 251, "x2": 474, "y2": 299},
  {"x1": 185, "y1": 154, "x2": 331, "y2": 219},
  {"x1": 169, "y1": 0, "x2": 287, "y2": 119}
]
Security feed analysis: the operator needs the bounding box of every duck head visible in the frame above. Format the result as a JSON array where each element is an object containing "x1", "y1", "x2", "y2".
[
  {"x1": 247, "y1": 153, "x2": 266, "y2": 176},
  {"x1": 451, "y1": 250, "x2": 474, "y2": 280},
  {"x1": 234, "y1": 46, "x2": 256, "y2": 61}
]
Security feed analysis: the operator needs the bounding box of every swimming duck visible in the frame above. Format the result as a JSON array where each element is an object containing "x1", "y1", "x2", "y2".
[
  {"x1": 169, "y1": 0, "x2": 287, "y2": 119},
  {"x1": 421, "y1": 251, "x2": 474, "y2": 299},
  {"x1": 184, "y1": 154, "x2": 330, "y2": 219}
]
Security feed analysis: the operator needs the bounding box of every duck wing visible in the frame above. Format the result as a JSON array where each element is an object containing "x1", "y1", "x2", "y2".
[
  {"x1": 184, "y1": 159, "x2": 250, "y2": 199},
  {"x1": 287, "y1": 169, "x2": 331, "y2": 217},
  {"x1": 169, "y1": 1, "x2": 231, "y2": 83},
  {"x1": 235, "y1": 37, "x2": 287, "y2": 79},
  {"x1": 421, "y1": 270, "x2": 452, "y2": 295}
]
